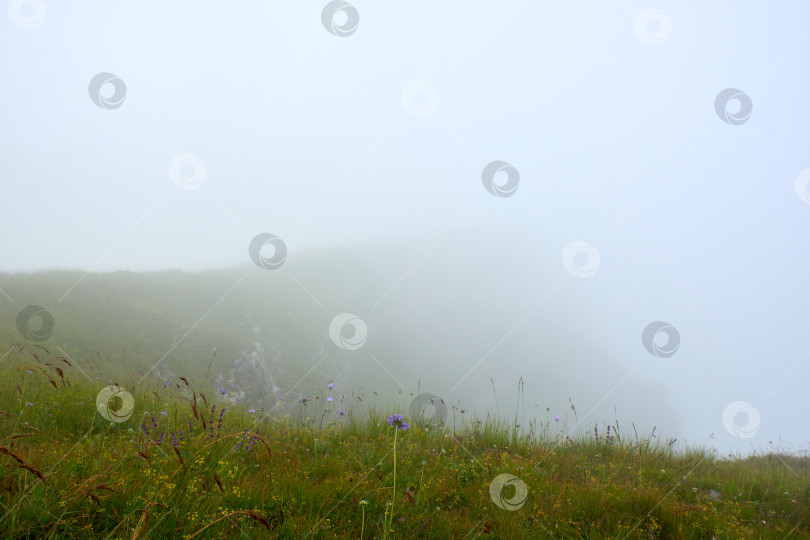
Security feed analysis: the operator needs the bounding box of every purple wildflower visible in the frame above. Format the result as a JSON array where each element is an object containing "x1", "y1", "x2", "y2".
[
  {"x1": 388, "y1": 414, "x2": 410, "y2": 431},
  {"x1": 326, "y1": 397, "x2": 333, "y2": 404},
  {"x1": 327, "y1": 383, "x2": 334, "y2": 390},
  {"x1": 160, "y1": 411, "x2": 167, "y2": 416},
  {"x1": 220, "y1": 388, "x2": 226, "y2": 396},
  {"x1": 554, "y1": 416, "x2": 560, "y2": 422},
  {"x1": 339, "y1": 409, "x2": 346, "y2": 416},
  {"x1": 248, "y1": 408, "x2": 256, "y2": 414}
]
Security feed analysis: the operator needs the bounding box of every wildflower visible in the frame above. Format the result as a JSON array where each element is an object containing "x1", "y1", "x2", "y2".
[
  {"x1": 248, "y1": 408, "x2": 256, "y2": 414},
  {"x1": 25, "y1": 370, "x2": 32, "y2": 374},
  {"x1": 163, "y1": 382, "x2": 170, "y2": 388},
  {"x1": 300, "y1": 396, "x2": 310, "y2": 404},
  {"x1": 26, "y1": 402, "x2": 34, "y2": 407},
  {"x1": 278, "y1": 395, "x2": 284, "y2": 401},
  {"x1": 359, "y1": 500, "x2": 368, "y2": 505},
  {"x1": 327, "y1": 383, "x2": 334, "y2": 390},
  {"x1": 387, "y1": 414, "x2": 410, "y2": 431},
  {"x1": 554, "y1": 416, "x2": 560, "y2": 422},
  {"x1": 160, "y1": 411, "x2": 167, "y2": 416},
  {"x1": 220, "y1": 388, "x2": 226, "y2": 396},
  {"x1": 339, "y1": 409, "x2": 346, "y2": 416},
  {"x1": 326, "y1": 397, "x2": 333, "y2": 403}
]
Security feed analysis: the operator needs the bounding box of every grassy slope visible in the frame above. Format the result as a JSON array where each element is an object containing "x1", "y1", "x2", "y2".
[{"x1": 0, "y1": 350, "x2": 808, "y2": 539}]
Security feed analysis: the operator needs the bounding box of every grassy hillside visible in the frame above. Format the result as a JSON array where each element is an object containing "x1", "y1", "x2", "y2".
[{"x1": 0, "y1": 349, "x2": 807, "y2": 539}]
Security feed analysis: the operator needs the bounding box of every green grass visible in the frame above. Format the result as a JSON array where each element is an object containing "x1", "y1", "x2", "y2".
[{"x1": 0, "y1": 347, "x2": 808, "y2": 539}]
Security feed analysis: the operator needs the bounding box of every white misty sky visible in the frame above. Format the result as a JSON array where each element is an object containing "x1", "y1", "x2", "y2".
[{"x1": 2, "y1": 1, "x2": 810, "y2": 458}]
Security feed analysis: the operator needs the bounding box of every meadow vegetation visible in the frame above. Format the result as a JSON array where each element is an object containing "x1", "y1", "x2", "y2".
[{"x1": 0, "y1": 347, "x2": 808, "y2": 538}]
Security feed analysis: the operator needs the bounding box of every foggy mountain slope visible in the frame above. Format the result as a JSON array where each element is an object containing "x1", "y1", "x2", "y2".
[{"x1": 0, "y1": 225, "x2": 682, "y2": 440}]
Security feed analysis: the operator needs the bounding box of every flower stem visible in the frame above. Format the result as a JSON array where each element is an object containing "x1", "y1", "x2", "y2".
[{"x1": 384, "y1": 428, "x2": 398, "y2": 539}]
